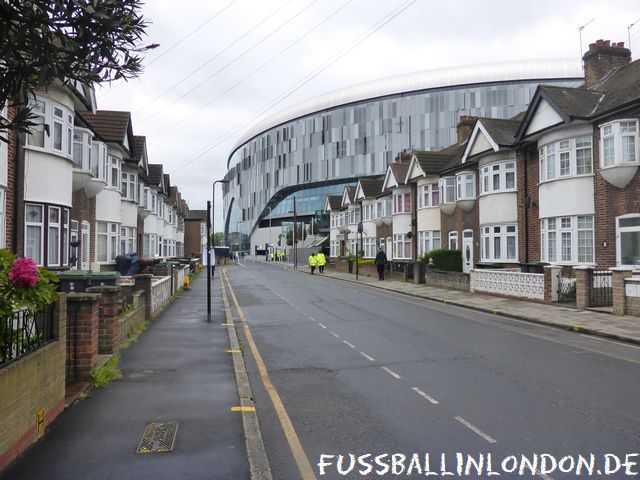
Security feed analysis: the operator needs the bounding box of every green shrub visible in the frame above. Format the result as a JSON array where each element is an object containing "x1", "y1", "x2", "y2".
[{"x1": 421, "y1": 249, "x2": 462, "y2": 272}]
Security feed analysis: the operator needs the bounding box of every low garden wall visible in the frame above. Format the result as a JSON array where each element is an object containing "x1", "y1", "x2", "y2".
[
  {"x1": 151, "y1": 276, "x2": 172, "y2": 316},
  {"x1": 424, "y1": 268, "x2": 470, "y2": 292}
]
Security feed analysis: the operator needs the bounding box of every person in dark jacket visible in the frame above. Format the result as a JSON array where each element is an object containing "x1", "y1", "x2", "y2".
[{"x1": 375, "y1": 248, "x2": 387, "y2": 280}]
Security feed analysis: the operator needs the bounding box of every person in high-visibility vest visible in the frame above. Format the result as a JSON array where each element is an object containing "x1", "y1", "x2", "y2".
[
  {"x1": 308, "y1": 252, "x2": 317, "y2": 274},
  {"x1": 270, "y1": 251, "x2": 275, "y2": 262},
  {"x1": 316, "y1": 251, "x2": 326, "y2": 274},
  {"x1": 279, "y1": 250, "x2": 285, "y2": 262}
]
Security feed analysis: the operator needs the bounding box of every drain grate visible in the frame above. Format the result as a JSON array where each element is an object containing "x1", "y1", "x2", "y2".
[{"x1": 137, "y1": 422, "x2": 178, "y2": 453}]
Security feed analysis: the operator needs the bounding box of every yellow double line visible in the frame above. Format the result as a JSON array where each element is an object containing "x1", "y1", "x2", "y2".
[{"x1": 221, "y1": 269, "x2": 317, "y2": 480}]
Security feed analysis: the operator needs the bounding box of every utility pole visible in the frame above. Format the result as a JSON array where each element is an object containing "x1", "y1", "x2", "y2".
[{"x1": 206, "y1": 200, "x2": 211, "y2": 322}]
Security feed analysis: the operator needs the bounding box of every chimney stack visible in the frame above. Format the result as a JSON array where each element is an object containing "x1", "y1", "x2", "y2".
[
  {"x1": 582, "y1": 39, "x2": 632, "y2": 88},
  {"x1": 457, "y1": 115, "x2": 477, "y2": 144}
]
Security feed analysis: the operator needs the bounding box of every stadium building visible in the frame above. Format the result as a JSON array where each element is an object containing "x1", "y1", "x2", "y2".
[{"x1": 223, "y1": 59, "x2": 583, "y2": 252}]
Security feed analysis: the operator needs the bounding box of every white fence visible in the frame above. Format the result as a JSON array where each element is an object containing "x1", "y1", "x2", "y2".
[
  {"x1": 151, "y1": 276, "x2": 172, "y2": 316},
  {"x1": 470, "y1": 269, "x2": 544, "y2": 300}
]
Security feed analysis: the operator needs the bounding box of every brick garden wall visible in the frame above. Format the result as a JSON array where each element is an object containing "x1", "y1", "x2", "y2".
[{"x1": 0, "y1": 299, "x2": 67, "y2": 471}]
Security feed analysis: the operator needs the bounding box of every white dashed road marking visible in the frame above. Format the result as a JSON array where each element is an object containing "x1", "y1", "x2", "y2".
[
  {"x1": 343, "y1": 340, "x2": 355, "y2": 348},
  {"x1": 454, "y1": 416, "x2": 497, "y2": 444},
  {"x1": 381, "y1": 366, "x2": 401, "y2": 379},
  {"x1": 359, "y1": 352, "x2": 375, "y2": 362},
  {"x1": 412, "y1": 387, "x2": 439, "y2": 404},
  {"x1": 317, "y1": 323, "x2": 327, "y2": 329},
  {"x1": 329, "y1": 331, "x2": 340, "y2": 338}
]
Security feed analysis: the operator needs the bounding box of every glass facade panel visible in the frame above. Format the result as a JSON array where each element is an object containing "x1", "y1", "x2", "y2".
[{"x1": 224, "y1": 77, "x2": 580, "y2": 241}]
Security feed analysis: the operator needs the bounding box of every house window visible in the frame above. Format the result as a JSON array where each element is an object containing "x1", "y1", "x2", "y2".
[
  {"x1": 539, "y1": 136, "x2": 593, "y2": 181},
  {"x1": 417, "y1": 230, "x2": 441, "y2": 257},
  {"x1": 81, "y1": 221, "x2": 90, "y2": 265},
  {"x1": 91, "y1": 141, "x2": 107, "y2": 180},
  {"x1": 62, "y1": 209, "x2": 69, "y2": 265},
  {"x1": 541, "y1": 216, "x2": 594, "y2": 264},
  {"x1": 439, "y1": 177, "x2": 456, "y2": 203},
  {"x1": 601, "y1": 119, "x2": 638, "y2": 167},
  {"x1": 25, "y1": 204, "x2": 44, "y2": 265},
  {"x1": 26, "y1": 98, "x2": 73, "y2": 157},
  {"x1": 393, "y1": 192, "x2": 411, "y2": 214},
  {"x1": 348, "y1": 208, "x2": 360, "y2": 224},
  {"x1": 121, "y1": 172, "x2": 137, "y2": 201},
  {"x1": 72, "y1": 128, "x2": 93, "y2": 170},
  {"x1": 96, "y1": 221, "x2": 120, "y2": 263},
  {"x1": 393, "y1": 233, "x2": 411, "y2": 259},
  {"x1": 448, "y1": 231, "x2": 458, "y2": 250},
  {"x1": 617, "y1": 215, "x2": 640, "y2": 266},
  {"x1": 363, "y1": 238, "x2": 376, "y2": 258},
  {"x1": 456, "y1": 172, "x2": 475, "y2": 200},
  {"x1": 480, "y1": 162, "x2": 516, "y2": 194},
  {"x1": 120, "y1": 226, "x2": 137, "y2": 255},
  {"x1": 109, "y1": 156, "x2": 120, "y2": 189},
  {"x1": 417, "y1": 183, "x2": 440, "y2": 208},
  {"x1": 481, "y1": 225, "x2": 517, "y2": 262}
]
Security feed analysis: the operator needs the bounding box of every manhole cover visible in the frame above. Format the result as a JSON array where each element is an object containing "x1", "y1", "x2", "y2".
[{"x1": 137, "y1": 422, "x2": 178, "y2": 453}]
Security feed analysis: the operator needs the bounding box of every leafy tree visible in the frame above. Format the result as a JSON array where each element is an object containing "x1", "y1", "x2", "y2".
[
  {"x1": 213, "y1": 232, "x2": 224, "y2": 246},
  {"x1": 0, "y1": 0, "x2": 158, "y2": 137},
  {"x1": 285, "y1": 224, "x2": 307, "y2": 246}
]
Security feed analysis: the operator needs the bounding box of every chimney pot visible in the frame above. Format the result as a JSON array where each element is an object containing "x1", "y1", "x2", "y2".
[
  {"x1": 617, "y1": 41, "x2": 625, "y2": 48},
  {"x1": 603, "y1": 40, "x2": 611, "y2": 47},
  {"x1": 596, "y1": 39, "x2": 604, "y2": 46},
  {"x1": 589, "y1": 42, "x2": 596, "y2": 50}
]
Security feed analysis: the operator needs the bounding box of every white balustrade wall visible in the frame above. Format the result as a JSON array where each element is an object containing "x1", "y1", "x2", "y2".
[{"x1": 470, "y1": 269, "x2": 544, "y2": 300}]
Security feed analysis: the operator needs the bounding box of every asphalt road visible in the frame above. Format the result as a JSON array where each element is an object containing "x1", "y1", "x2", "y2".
[{"x1": 226, "y1": 262, "x2": 640, "y2": 480}]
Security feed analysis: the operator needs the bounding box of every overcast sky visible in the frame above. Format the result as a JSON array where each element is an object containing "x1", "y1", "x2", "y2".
[{"x1": 97, "y1": 0, "x2": 639, "y2": 230}]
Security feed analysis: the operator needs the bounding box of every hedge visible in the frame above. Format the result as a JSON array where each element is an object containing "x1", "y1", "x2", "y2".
[{"x1": 421, "y1": 249, "x2": 462, "y2": 272}]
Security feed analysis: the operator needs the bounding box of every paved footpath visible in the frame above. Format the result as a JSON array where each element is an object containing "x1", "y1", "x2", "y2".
[
  {"x1": 249, "y1": 256, "x2": 640, "y2": 346},
  {"x1": 1, "y1": 271, "x2": 249, "y2": 480}
]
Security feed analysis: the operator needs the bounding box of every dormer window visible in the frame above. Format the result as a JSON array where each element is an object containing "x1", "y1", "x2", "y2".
[
  {"x1": 456, "y1": 172, "x2": 475, "y2": 200},
  {"x1": 601, "y1": 120, "x2": 638, "y2": 167}
]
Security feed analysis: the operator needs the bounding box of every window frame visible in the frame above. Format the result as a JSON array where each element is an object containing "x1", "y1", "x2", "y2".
[
  {"x1": 417, "y1": 230, "x2": 441, "y2": 257},
  {"x1": 448, "y1": 231, "x2": 458, "y2": 250},
  {"x1": 600, "y1": 119, "x2": 639, "y2": 168},
  {"x1": 417, "y1": 182, "x2": 440, "y2": 208},
  {"x1": 439, "y1": 176, "x2": 456, "y2": 204},
  {"x1": 480, "y1": 224, "x2": 518, "y2": 262},
  {"x1": 392, "y1": 233, "x2": 412, "y2": 259},
  {"x1": 455, "y1": 172, "x2": 476, "y2": 200},
  {"x1": 540, "y1": 215, "x2": 594, "y2": 265},
  {"x1": 616, "y1": 214, "x2": 640, "y2": 267},
  {"x1": 479, "y1": 161, "x2": 517, "y2": 195},
  {"x1": 539, "y1": 135, "x2": 594, "y2": 182}
]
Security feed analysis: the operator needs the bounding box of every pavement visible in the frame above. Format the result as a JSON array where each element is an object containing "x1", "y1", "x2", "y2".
[
  {"x1": 1, "y1": 271, "x2": 250, "y2": 480},
  {"x1": 247, "y1": 255, "x2": 640, "y2": 346}
]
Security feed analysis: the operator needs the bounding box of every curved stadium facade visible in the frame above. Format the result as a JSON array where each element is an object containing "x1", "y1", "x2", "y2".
[{"x1": 223, "y1": 59, "x2": 583, "y2": 250}]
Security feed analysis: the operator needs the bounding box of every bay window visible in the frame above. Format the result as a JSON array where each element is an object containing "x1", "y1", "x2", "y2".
[
  {"x1": 393, "y1": 192, "x2": 411, "y2": 214},
  {"x1": 393, "y1": 233, "x2": 411, "y2": 259},
  {"x1": 347, "y1": 207, "x2": 360, "y2": 224},
  {"x1": 72, "y1": 128, "x2": 93, "y2": 170},
  {"x1": 121, "y1": 172, "x2": 138, "y2": 201},
  {"x1": 541, "y1": 215, "x2": 594, "y2": 264},
  {"x1": 363, "y1": 238, "x2": 376, "y2": 258},
  {"x1": 91, "y1": 141, "x2": 108, "y2": 181},
  {"x1": 417, "y1": 183, "x2": 440, "y2": 208},
  {"x1": 539, "y1": 136, "x2": 593, "y2": 181},
  {"x1": 26, "y1": 98, "x2": 73, "y2": 157},
  {"x1": 456, "y1": 172, "x2": 475, "y2": 200},
  {"x1": 25, "y1": 204, "x2": 44, "y2": 265},
  {"x1": 96, "y1": 221, "x2": 120, "y2": 263},
  {"x1": 108, "y1": 156, "x2": 121, "y2": 189},
  {"x1": 480, "y1": 162, "x2": 516, "y2": 194},
  {"x1": 120, "y1": 226, "x2": 137, "y2": 255},
  {"x1": 439, "y1": 177, "x2": 456, "y2": 204},
  {"x1": 601, "y1": 119, "x2": 638, "y2": 167},
  {"x1": 417, "y1": 230, "x2": 441, "y2": 257},
  {"x1": 481, "y1": 224, "x2": 517, "y2": 262}
]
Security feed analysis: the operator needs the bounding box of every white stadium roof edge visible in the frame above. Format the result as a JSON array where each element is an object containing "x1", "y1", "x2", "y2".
[{"x1": 229, "y1": 57, "x2": 583, "y2": 161}]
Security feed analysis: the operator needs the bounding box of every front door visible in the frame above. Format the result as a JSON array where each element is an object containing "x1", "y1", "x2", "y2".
[{"x1": 462, "y1": 229, "x2": 473, "y2": 273}]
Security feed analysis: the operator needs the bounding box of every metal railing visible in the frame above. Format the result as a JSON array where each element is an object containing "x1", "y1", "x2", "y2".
[
  {"x1": 588, "y1": 270, "x2": 613, "y2": 307},
  {"x1": 1, "y1": 305, "x2": 55, "y2": 367}
]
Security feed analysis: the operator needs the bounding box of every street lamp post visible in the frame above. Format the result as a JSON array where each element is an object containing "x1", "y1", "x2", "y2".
[
  {"x1": 267, "y1": 206, "x2": 272, "y2": 261},
  {"x1": 211, "y1": 179, "x2": 230, "y2": 277},
  {"x1": 208, "y1": 178, "x2": 229, "y2": 323},
  {"x1": 293, "y1": 197, "x2": 297, "y2": 269}
]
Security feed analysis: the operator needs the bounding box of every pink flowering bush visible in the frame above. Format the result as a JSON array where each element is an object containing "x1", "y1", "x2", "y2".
[
  {"x1": 0, "y1": 250, "x2": 58, "y2": 317},
  {"x1": 8, "y1": 257, "x2": 40, "y2": 288}
]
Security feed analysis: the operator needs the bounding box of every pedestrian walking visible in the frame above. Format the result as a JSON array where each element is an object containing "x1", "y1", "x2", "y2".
[
  {"x1": 375, "y1": 247, "x2": 387, "y2": 280},
  {"x1": 316, "y1": 251, "x2": 326, "y2": 274},
  {"x1": 308, "y1": 252, "x2": 317, "y2": 274}
]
